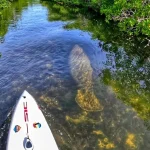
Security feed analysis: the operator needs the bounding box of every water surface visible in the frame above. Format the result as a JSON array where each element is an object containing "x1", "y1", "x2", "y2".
[{"x1": 0, "y1": 0, "x2": 150, "y2": 149}]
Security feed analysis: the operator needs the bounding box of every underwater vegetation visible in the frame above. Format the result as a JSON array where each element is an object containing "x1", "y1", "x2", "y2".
[
  {"x1": 76, "y1": 89, "x2": 103, "y2": 112},
  {"x1": 40, "y1": 95, "x2": 62, "y2": 110},
  {"x1": 125, "y1": 133, "x2": 136, "y2": 149}
]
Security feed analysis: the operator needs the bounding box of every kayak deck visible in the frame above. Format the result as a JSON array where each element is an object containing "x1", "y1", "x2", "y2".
[{"x1": 7, "y1": 90, "x2": 59, "y2": 150}]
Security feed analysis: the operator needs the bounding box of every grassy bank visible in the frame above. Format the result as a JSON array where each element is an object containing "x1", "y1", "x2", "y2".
[{"x1": 48, "y1": 0, "x2": 150, "y2": 37}]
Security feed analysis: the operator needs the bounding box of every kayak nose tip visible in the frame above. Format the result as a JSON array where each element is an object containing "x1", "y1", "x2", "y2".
[
  {"x1": 23, "y1": 90, "x2": 29, "y2": 94},
  {"x1": 22, "y1": 90, "x2": 30, "y2": 98}
]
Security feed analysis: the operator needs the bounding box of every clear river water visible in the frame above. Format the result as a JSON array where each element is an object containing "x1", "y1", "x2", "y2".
[{"x1": 0, "y1": 0, "x2": 150, "y2": 149}]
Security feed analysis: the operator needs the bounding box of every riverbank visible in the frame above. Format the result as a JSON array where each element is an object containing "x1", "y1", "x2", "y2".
[{"x1": 48, "y1": 0, "x2": 150, "y2": 37}]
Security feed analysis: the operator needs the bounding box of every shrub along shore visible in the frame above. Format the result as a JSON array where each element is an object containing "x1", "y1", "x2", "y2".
[
  {"x1": 1, "y1": 0, "x2": 150, "y2": 37},
  {"x1": 49, "y1": 0, "x2": 150, "y2": 37},
  {"x1": 0, "y1": 0, "x2": 10, "y2": 15}
]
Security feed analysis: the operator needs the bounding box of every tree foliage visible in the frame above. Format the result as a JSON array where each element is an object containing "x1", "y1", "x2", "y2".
[
  {"x1": 100, "y1": 0, "x2": 150, "y2": 36},
  {"x1": 48, "y1": 0, "x2": 150, "y2": 36},
  {"x1": 0, "y1": 0, "x2": 10, "y2": 16}
]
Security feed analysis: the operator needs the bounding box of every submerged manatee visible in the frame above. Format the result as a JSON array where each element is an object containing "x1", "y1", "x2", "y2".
[
  {"x1": 69, "y1": 45, "x2": 103, "y2": 111},
  {"x1": 69, "y1": 45, "x2": 93, "y2": 87}
]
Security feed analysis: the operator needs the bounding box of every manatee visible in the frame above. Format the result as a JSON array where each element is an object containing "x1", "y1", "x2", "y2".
[
  {"x1": 69, "y1": 45, "x2": 103, "y2": 111},
  {"x1": 69, "y1": 45, "x2": 93, "y2": 87}
]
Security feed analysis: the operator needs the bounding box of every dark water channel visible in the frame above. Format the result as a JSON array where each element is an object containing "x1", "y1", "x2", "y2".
[{"x1": 0, "y1": 0, "x2": 150, "y2": 149}]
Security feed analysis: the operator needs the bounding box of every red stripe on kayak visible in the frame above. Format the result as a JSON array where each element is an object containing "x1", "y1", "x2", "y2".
[{"x1": 23, "y1": 102, "x2": 29, "y2": 122}]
